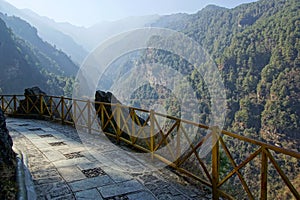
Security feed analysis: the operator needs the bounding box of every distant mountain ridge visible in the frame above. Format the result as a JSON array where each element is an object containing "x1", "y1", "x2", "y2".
[
  {"x1": 0, "y1": 0, "x2": 87, "y2": 64},
  {"x1": 0, "y1": 0, "x2": 161, "y2": 63},
  {"x1": 68, "y1": 15, "x2": 160, "y2": 51},
  {"x1": 25, "y1": 13, "x2": 160, "y2": 51}
]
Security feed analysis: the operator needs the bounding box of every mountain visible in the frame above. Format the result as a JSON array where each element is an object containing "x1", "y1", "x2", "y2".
[
  {"x1": 0, "y1": 0, "x2": 298, "y2": 197},
  {"x1": 95, "y1": 1, "x2": 298, "y2": 197},
  {"x1": 111, "y1": 1, "x2": 298, "y2": 198},
  {"x1": 0, "y1": 13, "x2": 78, "y2": 77},
  {"x1": 0, "y1": 17, "x2": 46, "y2": 94},
  {"x1": 0, "y1": 0, "x2": 87, "y2": 64},
  {"x1": 19, "y1": 8, "x2": 88, "y2": 64},
  {"x1": 0, "y1": 0, "x2": 160, "y2": 61},
  {"x1": 0, "y1": 16, "x2": 74, "y2": 95},
  {"x1": 48, "y1": 15, "x2": 160, "y2": 51},
  {"x1": 151, "y1": 0, "x2": 300, "y2": 144}
]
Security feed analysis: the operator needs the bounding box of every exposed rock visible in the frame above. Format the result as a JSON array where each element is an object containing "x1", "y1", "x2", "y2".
[
  {"x1": 94, "y1": 90, "x2": 169, "y2": 150},
  {"x1": 0, "y1": 108, "x2": 17, "y2": 199},
  {"x1": 95, "y1": 90, "x2": 147, "y2": 141},
  {"x1": 0, "y1": 108, "x2": 15, "y2": 165},
  {"x1": 24, "y1": 86, "x2": 47, "y2": 96},
  {"x1": 0, "y1": 103, "x2": 18, "y2": 200},
  {"x1": 17, "y1": 86, "x2": 49, "y2": 115}
]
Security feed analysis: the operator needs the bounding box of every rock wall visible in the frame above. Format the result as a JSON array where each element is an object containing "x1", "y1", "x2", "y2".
[
  {"x1": 17, "y1": 86, "x2": 47, "y2": 114},
  {"x1": 0, "y1": 107, "x2": 16, "y2": 200},
  {"x1": 95, "y1": 90, "x2": 147, "y2": 140},
  {"x1": 0, "y1": 108, "x2": 15, "y2": 165},
  {"x1": 94, "y1": 90, "x2": 169, "y2": 149}
]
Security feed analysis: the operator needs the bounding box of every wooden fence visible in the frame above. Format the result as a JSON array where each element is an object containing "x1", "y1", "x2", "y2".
[{"x1": 1, "y1": 94, "x2": 299, "y2": 199}]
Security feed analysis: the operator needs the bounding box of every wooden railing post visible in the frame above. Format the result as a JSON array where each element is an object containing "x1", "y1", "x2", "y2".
[
  {"x1": 39, "y1": 94, "x2": 44, "y2": 116},
  {"x1": 261, "y1": 147, "x2": 268, "y2": 200},
  {"x1": 49, "y1": 96, "x2": 53, "y2": 120},
  {"x1": 73, "y1": 100, "x2": 77, "y2": 124},
  {"x1": 130, "y1": 108, "x2": 135, "y2": 142},
  {"x1": 101, "y1": 103, "x2": 104, "y2": 129},
  {"x1": 211, "y1": 126, "x2": 220, "y2": 200},
  {"x1": 61, "y1": 96, "x2": 65, "y2": 124},
  {"x1": 116, "y1": 103, "x2": 121, "y2": 143},
  {"x1": 13, "y1": 95, "x2": 17, "y2": 114},
  {"x1": 26, "y1": 95, "x2": 29, "y2": 114},
  {"x1": 150, "y1": 109, "x2": 155, "y2": 159},
  {"x1": 1, "y1": 96, "x2": 4, "y2": 111},
  {"x1": 87, "y1": 99, "x2": 92, "y2": 134},
  {"x1": 176, "y1": 121, "x2": 181, "y2": 161}
]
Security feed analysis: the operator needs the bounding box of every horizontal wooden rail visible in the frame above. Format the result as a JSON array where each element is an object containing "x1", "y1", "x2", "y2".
[{"x1": 1, "y1": 94, "x2": 299, "y2": 199}]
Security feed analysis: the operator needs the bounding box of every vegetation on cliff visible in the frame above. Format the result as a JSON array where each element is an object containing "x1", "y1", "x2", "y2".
[{"x1": 0, "y1": 14, "x2": 76, "y2": 96}]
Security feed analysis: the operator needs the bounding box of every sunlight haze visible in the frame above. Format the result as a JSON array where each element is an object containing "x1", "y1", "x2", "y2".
[{"x1": 5, "y1": 0, "x2": 258, "y2": 27}]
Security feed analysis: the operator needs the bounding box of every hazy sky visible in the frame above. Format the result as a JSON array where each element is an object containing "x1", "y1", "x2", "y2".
[{"x1": 5, "y1": 0, "x2": 258, "y2": 27}]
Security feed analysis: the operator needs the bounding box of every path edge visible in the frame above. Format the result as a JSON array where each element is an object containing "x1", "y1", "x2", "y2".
[{"x1": 15, "y1": 150, "x2": 37, "y2": 200}]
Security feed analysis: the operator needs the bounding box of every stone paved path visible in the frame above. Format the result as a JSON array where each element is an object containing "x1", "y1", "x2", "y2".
[{"x1": 7, "y1": 118, "x2": 212, "y2": 200}]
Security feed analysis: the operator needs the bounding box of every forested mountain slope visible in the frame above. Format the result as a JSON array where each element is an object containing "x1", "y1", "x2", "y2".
[
  {"x1": 151, "y1": 0, "x2": 300, "y2": 148},
  {"x1": 0, "y1": 16, "x2": 75, "y2": 95},
  {"x1": 139, "y1": 1, "x2": 300, "y2": 197},
  {"x1": 0, "y1": 13, "x2": 78, "y2": 77}
]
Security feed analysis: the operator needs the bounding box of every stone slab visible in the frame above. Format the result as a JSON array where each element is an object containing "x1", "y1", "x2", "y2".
[
  {"x1": 127, "y1": 191, "x2": 157, "y2": 200},
  {"x1": 31, "y1": 141, "x2": 52, "y2": 149},
  {"x1": 98, "y1": 180, "x2": 144, "y2": 198},
  {"x1": 34, "y1": 181, "x2": 72, "y2": 199},
  {"x1": 75, "y1": 189, "x2": 103, "y2": 200},
  {"x1": 69, "y1": 176, "x2": 113, "y2": 192},
  {"x1": 57, "y1": 166, "x2": 86, "y2": 182},
  {"x1": 57, "y1": 147, "x2": 86, "y2": 154},
  {"x1": 53, "y1": 157, "x2": 92, "y2": 168},
  {"x1": 101, "y1": 165, "x2": 133, "y2": 183},
  {"x1": 77, "y1": 162, "x2": 103, "y2": 171},
  {"x1": 101, "y1": 150, "x2": 151, "y2": 173},
  {"x1": 42, "y1": 149, "x2": 66, "y2": 162}
]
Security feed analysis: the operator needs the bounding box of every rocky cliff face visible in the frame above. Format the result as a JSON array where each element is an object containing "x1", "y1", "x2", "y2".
[
  {"x1": 94, "y1": 90, "x2": 169, "y2": 149},
  {"x1": 0, "y1": 108, "x2": 15, "y2": 165},
  {"x1": 0, "y1": 107, "x2": 17, "y2": 199},
  {"x1": 94, "y1": 90, "x2": 142, "y2": 140},
  {"x1": 17, "y1": 86, "x2": 47, "y2": 114}
]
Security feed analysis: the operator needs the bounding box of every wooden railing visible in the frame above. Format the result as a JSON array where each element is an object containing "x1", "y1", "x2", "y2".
[{"x1": 1, "y1": 94, "x2": 299, "y2": 199}]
